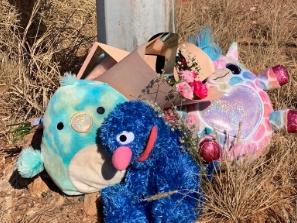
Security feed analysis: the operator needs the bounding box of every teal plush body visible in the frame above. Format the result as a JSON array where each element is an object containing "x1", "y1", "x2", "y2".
[{"x1": 17, "y1": 74, "x2": 127, "y2": 195}]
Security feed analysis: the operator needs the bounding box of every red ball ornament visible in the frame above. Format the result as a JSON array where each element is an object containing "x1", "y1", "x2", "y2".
[{"x1": 199, "y1": 139, "x2": 221, "y2": 163}]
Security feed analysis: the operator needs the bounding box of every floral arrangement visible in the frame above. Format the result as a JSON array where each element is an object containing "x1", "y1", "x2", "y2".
[
  {"x1": 149, "y1": 102, "x2": 200, "y2": 160},
  {"x1": 164, "y1": 49, "x2": 208, "y2": 100}
]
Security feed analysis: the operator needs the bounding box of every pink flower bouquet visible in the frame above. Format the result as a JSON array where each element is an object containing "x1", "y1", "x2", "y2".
[{"x1": 174, "y1": 51, "x2": 208, "y2": 100}]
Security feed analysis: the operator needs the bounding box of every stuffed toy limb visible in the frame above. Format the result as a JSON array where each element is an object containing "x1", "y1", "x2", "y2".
[
  {"x1": 98, "y1": 101, "x2": 202, "y2": 223},
  {"x1": 17, "y1": 147, "x2": 44, "y2": 178},
  {"x1": 181, "y1": 29, "x2": 297, "y2": 162}
]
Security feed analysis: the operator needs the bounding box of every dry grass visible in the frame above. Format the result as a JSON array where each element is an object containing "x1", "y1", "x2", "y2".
[
  {"x1": 0, "y1": 0, "x2": 296, "y2": 222},
  {"x1": 201, "y1": 141, "x2": 297, "y2": 222},
  {"x1": 0, "y1": 0, "x2": 96, "y2": 143}
]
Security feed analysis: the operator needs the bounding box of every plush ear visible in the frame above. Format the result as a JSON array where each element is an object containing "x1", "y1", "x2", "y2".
[
  {"x1": 17, "y1": 147, "x2": 44, "y2": 178},
  {"x1": 60, "y1": 72, "x2": 78, "y2": 86},
  {"x1": 226, "y1": 42, "x2": 239, "y2": 61}
]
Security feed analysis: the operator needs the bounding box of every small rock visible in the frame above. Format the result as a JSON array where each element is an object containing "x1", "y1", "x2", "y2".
[
  {"x1": 55, "y1": 195, "x2": 65, "y2": 206},
  {"x1": 83, "y1": 192, "x2": 99, "y2": 216},
  {"x1": 28, "y1": 176, "x2": 49, "y2": 198},
  {"x1": 250, "y1": 6, "x2": 257, "y2": 11}
]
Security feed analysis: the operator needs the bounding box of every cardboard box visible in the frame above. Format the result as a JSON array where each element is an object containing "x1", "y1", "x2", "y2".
[
  {"x1": 77, "y1": 33, "x2": 179, "y2": 108},
  {"x1": 77, "y1": 33, "x2": 216, "y2": 108}
]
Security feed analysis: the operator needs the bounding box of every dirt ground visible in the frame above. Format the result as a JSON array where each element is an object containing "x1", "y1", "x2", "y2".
[{"x1": 1, "y1": 0, "x2": 297, "y2": 222}]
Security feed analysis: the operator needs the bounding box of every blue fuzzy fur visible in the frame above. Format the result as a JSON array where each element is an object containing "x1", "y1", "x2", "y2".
[
  {"x1": 189, "y1": 27, "x2": 222, "y2": 61},
  {"x1": 17, "y1": 147, "x2": 44, "y2": 178},
  {"x1": 98, "y1": 101, "x2": 203, "y2": 223},
  {"x1": 60, "y1": 72, "x2": 78, "y2": 86}
]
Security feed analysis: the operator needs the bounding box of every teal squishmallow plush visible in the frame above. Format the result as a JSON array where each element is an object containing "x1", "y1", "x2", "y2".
[{"x1": 16, "y1": 74, "x2": 127, "y2": 195}]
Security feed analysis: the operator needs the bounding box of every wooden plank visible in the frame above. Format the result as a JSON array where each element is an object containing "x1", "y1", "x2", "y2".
[{"x1": 96, "y1": 0, "x2": 176, "y2": 51}]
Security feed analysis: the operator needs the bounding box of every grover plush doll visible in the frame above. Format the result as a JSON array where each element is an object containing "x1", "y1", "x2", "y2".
[{"x1": 98, "y1": 101, "x2": 203, "y2": 223}]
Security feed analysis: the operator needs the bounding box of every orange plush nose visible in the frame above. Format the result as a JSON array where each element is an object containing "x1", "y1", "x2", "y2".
[{"x1": 112, "y1": 146, "x2": 133, "y2": 171}]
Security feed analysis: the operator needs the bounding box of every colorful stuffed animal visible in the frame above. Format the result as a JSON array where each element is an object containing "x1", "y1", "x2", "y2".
[
  {"x1": 179, "y1": 29, "x2": 297, "y2": 162},
  {"x1": 98, "y1": 101, "x2": 202, "y2": 223},
  {"x1": 17, "y1": 74, "x2": 127, "y2": 195}
]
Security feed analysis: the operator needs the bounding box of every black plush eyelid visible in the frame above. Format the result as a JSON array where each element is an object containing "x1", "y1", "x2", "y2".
[{"x1": 226, "y1": 63, "x2": 241, "y2": 74}]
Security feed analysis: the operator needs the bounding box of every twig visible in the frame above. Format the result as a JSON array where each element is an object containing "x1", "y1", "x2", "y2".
[
  {"x1": 140, "y1": 190, "x2": 179, "y2": 202},
  {"x1": 236, "y1": 121, "x2": 242, "y2": 144}
]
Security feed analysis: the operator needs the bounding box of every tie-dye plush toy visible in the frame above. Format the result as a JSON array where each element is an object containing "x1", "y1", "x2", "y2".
[
  {"x1": 17, "y1": 74, "x2": 127, "y2": 195},
  {"x1": 98, "y1": 101, "x2": 202, "y2": 223},
  {"x1": 179, "y1": 29, "x2": 297, "y2": 162}
]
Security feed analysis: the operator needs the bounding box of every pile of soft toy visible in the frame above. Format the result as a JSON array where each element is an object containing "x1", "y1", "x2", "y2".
[{"x1": 16, "y1": 28, "x2": 297, "y2": 222}]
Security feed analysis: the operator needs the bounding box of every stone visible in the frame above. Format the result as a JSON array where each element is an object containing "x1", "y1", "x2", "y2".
[
  {"x1": 28, "y1": 176, "x2": 49, "y2": 198},
  {"x1": 83, "y1": 192, "x2": 99, "y2": 216}
]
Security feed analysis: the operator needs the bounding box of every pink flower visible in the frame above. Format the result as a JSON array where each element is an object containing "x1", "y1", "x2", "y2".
[
  {"x1": 186, "y1": 113, "x2": 199, "y2": 129},
  {"x1": 163, "y1": 109, "x2": 178, "y2": 124},
  {"x1": 180, "y1": 70, "x2": 197, "y2": 83},
  {"x1": 189, "y1": 81, "x2": 208, "y2": 99},
  {"x1": 176, "y1": 82, "x2": 193, "y2": 100}
]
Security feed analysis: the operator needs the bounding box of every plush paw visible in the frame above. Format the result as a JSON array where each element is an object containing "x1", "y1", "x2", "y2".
[
  {"x1": 101, "y1": 185, "x2": 148, "y2": 223},
  {"x1": 272, "y1": 65, "x2": 289, "y2": 86},
  {"x1": 199, "y1": 138, "x2": 221, "y2": 163},
  {"x1": 287, "y1": 110, "x2": 297, "y2": 133},
  {"x1": 17, "y1": 147, "x2": 44, "y2": 178}
]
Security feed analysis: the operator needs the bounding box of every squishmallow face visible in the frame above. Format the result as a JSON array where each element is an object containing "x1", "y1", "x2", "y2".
[{"x1": 17, "y1": 74, "x2": 127, "y2": 195}]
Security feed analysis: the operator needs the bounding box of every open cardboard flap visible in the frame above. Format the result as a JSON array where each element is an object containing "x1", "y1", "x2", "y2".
[{"x1": 77, "y1": 42, "x2": 129, "y2": 80}]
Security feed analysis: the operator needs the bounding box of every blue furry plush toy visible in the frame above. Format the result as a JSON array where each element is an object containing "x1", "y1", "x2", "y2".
[
  {"x1": 17, "y1": 74, "x2": 127, "y2": 195},
  {"x1": 98, "y1": 101, "x2": 203, "y2": 223}
]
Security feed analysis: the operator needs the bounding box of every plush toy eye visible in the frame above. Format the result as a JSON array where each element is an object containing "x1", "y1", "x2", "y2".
[
  {"x1": 226, "y1": 63, "x2": 241, "y2": 75},
  {"x1": 57, "y1": 122, "x2": 64, "y2": 130},
  {"x1": 97, "y1": 106, "x2": 105, "y2": 114},
  {"x1": 116, "y1": 131, "x2": 135, "y2": 145}
]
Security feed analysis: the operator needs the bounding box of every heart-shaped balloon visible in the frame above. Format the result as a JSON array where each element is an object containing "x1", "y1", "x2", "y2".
[{"x1": 199, "y1": 86, "x2": 263, "y2": 139}]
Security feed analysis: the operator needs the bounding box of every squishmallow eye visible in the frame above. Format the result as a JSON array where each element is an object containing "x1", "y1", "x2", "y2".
[
  {"x1": 57, "y1": 122, "x2": 64, "y2": 130},
  {"x1": 97, "y1": 106, "x2": 105, "y2": 114},
  {"x1": 226, "y1": 63, "x2": 241, "y2": 75},
  {"x1": 116, "y1": 131, "x2": 135, "y2": 145}
]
